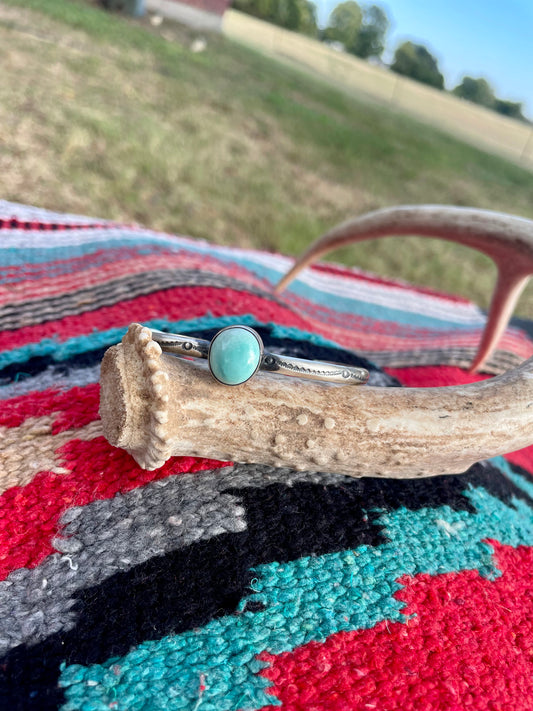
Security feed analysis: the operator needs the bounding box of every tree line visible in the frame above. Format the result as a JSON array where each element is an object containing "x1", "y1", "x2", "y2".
[{"x1": 231, "y1": 0, "x2": 528, "y2": 122}]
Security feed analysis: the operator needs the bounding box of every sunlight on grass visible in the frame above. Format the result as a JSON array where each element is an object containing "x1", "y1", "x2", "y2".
[{"x1": 1, "y1": 0, "x2": 532, "y2": 315}]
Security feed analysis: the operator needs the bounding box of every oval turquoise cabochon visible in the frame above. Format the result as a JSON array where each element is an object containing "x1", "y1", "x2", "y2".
[{"x1": 208, "y1": 327, "x2": 262, "y2": 385}]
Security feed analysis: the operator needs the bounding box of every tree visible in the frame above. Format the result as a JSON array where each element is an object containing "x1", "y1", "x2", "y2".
[
  {"x1": 232, "y1": 0, "x2": 318, "y2": 36},
  {"x1": 277, "y1": 0, "x2": 301, "y2": 31},
  {"x1": 323, "y1": 1, "x2": 362, "y2": 50},
  {"x1": 452, "y1": 76, "x2": 527, "y2": 122},
  {"x1": 452, "y1": 77, "x2": 495, "y2": 109},
  {"x1": 293, "y1": 0, "x2": 318, "y2": 36},
  {"x1": 351, "y1": 4, "x2": 388, "y2": 59},
  {"x1": 494, "y1": 99, "x2": 526, "y2": 122},
  {"x1": 391, "y1": 41, "x2": 444, "y2": 90}
]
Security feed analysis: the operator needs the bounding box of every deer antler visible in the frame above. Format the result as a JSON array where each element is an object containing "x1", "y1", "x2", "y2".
[
  {"x1": 274, "y1": 206, "x2": 533, "y2": 372},
  {"x1": 100, "y1": 323, "x2": 533, "y2": 477}
]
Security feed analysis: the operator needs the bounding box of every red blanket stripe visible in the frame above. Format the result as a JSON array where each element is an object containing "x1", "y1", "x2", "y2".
[
  {"x1": 0, "y1": 249, "x2": 271, "y2": 304},
  {"x1": 0, "y1": 383, "x2": 100, "y2": 432},
  {"x1": 1, "y1": 287, "x2": 310, "y2": 351},
  {"x1": 0, "y1": 438, "x2": 228, "y2": 580},
  {"x1": 0, "y1": 384, "x2": 229, "y2": 578},
  {"x1": 505, "y1": 447, "x2": 533, "y2": 472},
  {"x1": 3, "y1": 285, "x2": 532, "y2": 358},
  {"x1": 384, "y1": 366, "x2": 491, "y2": 387},
  {"x1": 259, "y1": 541, "x2": 533, "y2": 711}
]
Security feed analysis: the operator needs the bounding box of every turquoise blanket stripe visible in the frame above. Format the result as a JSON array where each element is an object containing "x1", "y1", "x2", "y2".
[
  {"x1": 0, "y1": 317, "x2": 363, "y2": 372},
  {"x1": 58, "y1": 465, "x2": 533, "y2": 711},
  {"x1": 1, "y1": 235, "x2": 484, "y2": 330}
]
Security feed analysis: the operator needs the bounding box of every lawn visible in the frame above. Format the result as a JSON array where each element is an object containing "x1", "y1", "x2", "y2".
[{"x1": 1, "y1": 0, "x2": 533, "y2": 315}]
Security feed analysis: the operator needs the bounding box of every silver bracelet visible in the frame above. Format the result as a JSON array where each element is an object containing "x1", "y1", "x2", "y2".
[{"x1": 149, "y1": 326, "x2": 369, "y2": 387}]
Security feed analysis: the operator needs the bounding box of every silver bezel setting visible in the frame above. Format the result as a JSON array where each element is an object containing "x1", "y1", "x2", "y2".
[{"x1": 207, "y1": 325, "x2": 265, "y2": 386}]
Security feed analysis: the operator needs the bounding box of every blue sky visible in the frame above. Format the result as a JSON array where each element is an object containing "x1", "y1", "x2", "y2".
[{"x1": 314, "y1": 0, "x2": 533, "y2": 117}]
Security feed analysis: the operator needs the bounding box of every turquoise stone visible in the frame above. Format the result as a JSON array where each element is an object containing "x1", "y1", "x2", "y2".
[{"x1": 209, "y1": 327, "x2": 262, "y2": 385}]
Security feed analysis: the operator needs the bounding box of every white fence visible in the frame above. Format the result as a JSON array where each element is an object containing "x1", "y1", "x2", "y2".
[{"x1": 223, "y1": 10, "x2": 533, "y2": 169}]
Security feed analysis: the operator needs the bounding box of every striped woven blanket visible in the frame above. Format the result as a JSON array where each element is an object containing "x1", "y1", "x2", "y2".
[{"x1": 1, "y1": 200, "x2": 533, "y2": 710}]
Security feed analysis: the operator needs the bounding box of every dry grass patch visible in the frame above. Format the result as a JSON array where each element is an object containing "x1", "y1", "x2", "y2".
[{"x1": 1, "y1": 0, "x2": 533, "y2": 316}]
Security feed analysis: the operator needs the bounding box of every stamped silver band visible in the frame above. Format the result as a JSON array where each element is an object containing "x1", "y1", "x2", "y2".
[
  {"x1": 150, "y1": 327, "x2": 369, "y2": 386},
  {"x1": 150, "y1": 330, "x2": 210, "y2": 359}
]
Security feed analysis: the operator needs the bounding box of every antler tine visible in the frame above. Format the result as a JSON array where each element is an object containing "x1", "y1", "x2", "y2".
[
  {"x1": 100, "y1": 323, "x2": 533, "y2": 476},
  {"x1": 274, "y1": 205, "x2": 533, "y2": 372}
]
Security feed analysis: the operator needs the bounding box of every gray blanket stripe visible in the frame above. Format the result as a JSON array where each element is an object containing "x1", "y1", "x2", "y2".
[
  {"x1": 0, "y1": 464, "x2": 341, "y2": 652},
  {"x1": 0, "y1": 365, "x2": 101, "y2": 399},
  {"x1": 368, "y1": 347, "x2": 522, "y2": 372},
  {"x1": 0, "y1": 270, "x2": 277, "y2": 330}
]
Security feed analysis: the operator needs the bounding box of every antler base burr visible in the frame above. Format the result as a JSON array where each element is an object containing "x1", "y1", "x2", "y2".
[{"x1": 99, "y1": 324, "x2": 533, "y2": 478}]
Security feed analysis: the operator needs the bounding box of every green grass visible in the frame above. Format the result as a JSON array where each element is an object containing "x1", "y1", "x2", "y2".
[{"x1": 1, "y1": 0, "x2": 533, "y2": 315}]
